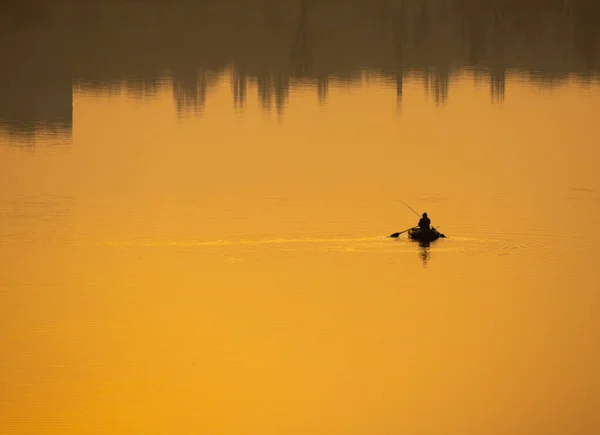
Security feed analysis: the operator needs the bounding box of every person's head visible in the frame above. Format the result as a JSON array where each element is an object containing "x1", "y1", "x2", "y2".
[{"x1": 422, "y1": 213, "x2": 428, "y2": 218}]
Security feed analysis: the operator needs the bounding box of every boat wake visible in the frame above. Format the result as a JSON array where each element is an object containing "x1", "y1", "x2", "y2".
[
  {"x1": 100, "y1": 235, "x2": 382, "y2": 247},
  {"x1": 90, "y1": 233, "x2": 438, "y2": 254}
]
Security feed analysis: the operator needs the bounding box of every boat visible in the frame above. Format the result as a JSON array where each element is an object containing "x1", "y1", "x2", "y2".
[{"x1": 408, "y1": 227, "x2": 445, "y2": 244}]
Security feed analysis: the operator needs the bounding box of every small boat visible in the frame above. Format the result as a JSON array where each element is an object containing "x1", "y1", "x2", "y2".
[{"x1": 408, "y1": 227, "x2": 445, "y2": 244}]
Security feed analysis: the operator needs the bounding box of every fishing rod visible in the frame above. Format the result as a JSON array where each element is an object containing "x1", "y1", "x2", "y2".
[{"x1": 397, "y1": 199, "x2": 421, "y2": 218}]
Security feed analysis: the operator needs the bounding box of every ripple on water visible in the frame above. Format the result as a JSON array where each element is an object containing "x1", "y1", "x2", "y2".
[
  {"x1": 445, "y1": 227, "x2": 600, "y2": 261},
  {"x1": 84, "y1": 226, "x2": 598, "y2": 263}
]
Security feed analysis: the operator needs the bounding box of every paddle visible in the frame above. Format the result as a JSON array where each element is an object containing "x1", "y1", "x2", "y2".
[
  {"x1": 389, "y1": 227, "x2": 417, "y2": 238},
  {"x1": 390, "y1": 200, "x2": 422, "y2": 238}
]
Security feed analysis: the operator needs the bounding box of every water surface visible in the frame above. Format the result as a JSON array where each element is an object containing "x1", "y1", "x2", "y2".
[{"x1": 1, "y1": 1, "x2": 600, "y2": 434}]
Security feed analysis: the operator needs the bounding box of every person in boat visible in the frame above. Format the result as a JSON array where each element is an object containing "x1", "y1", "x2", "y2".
[{"x1": 418, "y1": 212, "x2": 431, "y2": 231}]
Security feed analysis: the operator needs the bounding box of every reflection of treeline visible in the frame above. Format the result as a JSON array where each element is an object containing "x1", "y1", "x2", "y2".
[{"x1": 1, "y1": 0, "x2": 599, "y2": 136}]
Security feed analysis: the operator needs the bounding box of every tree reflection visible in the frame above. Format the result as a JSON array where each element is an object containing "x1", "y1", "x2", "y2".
[{"x1": 2, "y1": 0, "x2": 599, "y2": 141}]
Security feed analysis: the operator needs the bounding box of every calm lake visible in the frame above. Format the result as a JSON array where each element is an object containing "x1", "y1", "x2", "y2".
[{"x1": 1, "y1": 1, "x2": 599, "y2": 434}]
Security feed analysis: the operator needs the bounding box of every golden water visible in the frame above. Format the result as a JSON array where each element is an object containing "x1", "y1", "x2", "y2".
[{"x1": 1, "y1": 1, "x2": 600, "y2": 434}]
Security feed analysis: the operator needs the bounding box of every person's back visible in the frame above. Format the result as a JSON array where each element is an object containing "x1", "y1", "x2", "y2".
[{"x1": 418, "y1": 213, "x2": 431, "y2": 230}]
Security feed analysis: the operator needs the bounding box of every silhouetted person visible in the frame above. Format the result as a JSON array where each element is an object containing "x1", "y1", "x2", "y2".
[{"x1": 418, "y1": 213, "x2": 431, "y2": 230}]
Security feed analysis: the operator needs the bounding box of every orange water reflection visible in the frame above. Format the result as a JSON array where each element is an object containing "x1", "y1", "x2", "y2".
[{"x1": 1, "y1": 2, "x2": 600, "y2": 434}]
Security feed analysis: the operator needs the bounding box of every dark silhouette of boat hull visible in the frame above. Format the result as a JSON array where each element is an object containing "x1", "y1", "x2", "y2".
[{"x1": 408, "y1": 227, "x2": 445, "y2": 244}]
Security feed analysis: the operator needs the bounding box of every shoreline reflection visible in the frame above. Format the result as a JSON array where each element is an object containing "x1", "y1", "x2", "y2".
[{"x1": 1, "y1": 0, "x2": 600, "y2": 142}]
